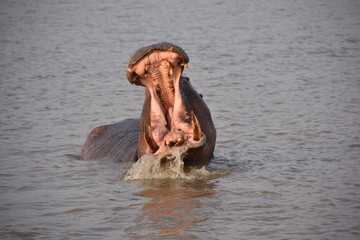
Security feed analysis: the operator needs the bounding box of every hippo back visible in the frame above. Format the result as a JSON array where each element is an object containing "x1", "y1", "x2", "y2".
[{"x1": 81, "y1": 118, "x2": 139, "y2": 161}]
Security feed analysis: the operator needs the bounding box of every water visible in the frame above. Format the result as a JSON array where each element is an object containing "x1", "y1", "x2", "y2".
[
  {"x1": 124, "y1": 147, "x2": 231, "y2": 181},
  {"x1": 1, "y1": 0, "x2": 360, "y2": 239}
]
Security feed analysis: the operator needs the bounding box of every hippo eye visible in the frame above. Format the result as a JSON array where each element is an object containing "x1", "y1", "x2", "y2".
[{"x1": 199, "y1": 94, "x2": 203, "y2": 98}]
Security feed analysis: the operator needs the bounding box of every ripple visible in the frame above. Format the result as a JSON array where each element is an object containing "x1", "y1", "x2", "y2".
[
  {"x1": 4, "y1": 230, "x2": 40, "y2": 238},
  {"x1": 65, "y1": 208, "x2": 87, "y2": 213}
]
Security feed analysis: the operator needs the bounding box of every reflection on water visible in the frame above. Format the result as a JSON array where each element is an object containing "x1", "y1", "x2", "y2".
[{"x1": 127, "y1": 180, "x2": 217, "y2": 239}]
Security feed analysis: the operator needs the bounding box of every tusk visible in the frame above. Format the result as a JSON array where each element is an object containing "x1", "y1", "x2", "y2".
[
  {"x1": 191, "y1": 111, "x2": 202, "y2": 141},
  {"x1": 144, "y1": 125, "x2": 159, "y2": 153}
]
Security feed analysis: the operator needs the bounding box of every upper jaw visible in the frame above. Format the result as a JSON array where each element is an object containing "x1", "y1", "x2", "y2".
[
  {"x1": 127, "y1": 42, "x2": 188, "y2": 73},
  {"x1": 127, "y1": 43, "x2": 205, "y2": 154},
  {"x1": 127, "y1": 42, "x2": 189, "y2": 85}
]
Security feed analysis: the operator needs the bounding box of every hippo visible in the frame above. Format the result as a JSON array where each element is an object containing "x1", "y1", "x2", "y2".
[{"x1": 81, "y1": 42, "x2": 216, "y2": 166}]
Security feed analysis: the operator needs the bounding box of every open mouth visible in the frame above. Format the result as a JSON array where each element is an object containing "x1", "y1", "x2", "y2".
[{"x1": 127, "y1": 42, "x2": 206, "y2": 154}]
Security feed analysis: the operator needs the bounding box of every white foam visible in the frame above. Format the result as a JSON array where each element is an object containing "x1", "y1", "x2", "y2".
[
  {"x1": 124, "y1": 148, "x2": 189, "y2": 180},
  {"x1": 124, "y1": 148, "x2": 233, "y2": 181}
]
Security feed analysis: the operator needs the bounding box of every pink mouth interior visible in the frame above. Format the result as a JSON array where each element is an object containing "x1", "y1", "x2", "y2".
[{"x1": 127, "y1": 51, "x2": 203, "y2": 153}]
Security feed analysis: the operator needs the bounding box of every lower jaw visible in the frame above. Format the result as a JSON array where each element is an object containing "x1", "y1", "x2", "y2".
[{"x1": 153, "y1": 133, "x2": 207, "y2": 155}]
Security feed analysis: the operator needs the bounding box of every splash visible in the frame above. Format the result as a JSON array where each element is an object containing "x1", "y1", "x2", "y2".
[{"x1": 124, "y1": 148, "x2": 226, "y2": 180}]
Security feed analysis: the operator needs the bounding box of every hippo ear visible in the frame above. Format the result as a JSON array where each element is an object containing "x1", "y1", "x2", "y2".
[
  {"x1": 181, "y1": 76, "x2": 190, "y2": 82},
  {"x1": 143, "y1": 125, "x2": 159, "y2": 153}
]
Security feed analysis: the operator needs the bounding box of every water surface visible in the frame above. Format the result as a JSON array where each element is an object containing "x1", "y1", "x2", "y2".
[{"x1": 1, "y1": 0, "x2": 360, "y2": 239}]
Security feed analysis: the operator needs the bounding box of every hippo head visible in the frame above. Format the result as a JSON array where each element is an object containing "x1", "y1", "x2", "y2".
[{"x1": 127, "y1": 42, "x2": 216, "y2": 166}]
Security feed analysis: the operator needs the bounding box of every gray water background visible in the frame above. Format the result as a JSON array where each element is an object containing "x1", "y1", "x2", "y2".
[{"x1": 1, "y1": 0, "x2": 360, "y2": 239}]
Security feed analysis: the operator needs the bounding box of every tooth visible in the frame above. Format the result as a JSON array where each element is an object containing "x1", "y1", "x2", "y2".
[
  {"x1": 165, "y1": 140, "x2": 171, "y2": 147},
  {"x1": 169, "y1": 64, "x2": 174, "y2": 76},
  {"x1": 144, "y1": 125, "x2": 159, "y2": 153},
  {"x1": 180, "y1": 62, "x2": 188, "y2": 68},
  {"x1": 191, "y1": 111, "x2": 202, "y2": 141},
  {"x1": 183, "y1": 135, "x2": 189, "y2": 141},
  {"x1": 145, "y1": 64, "x2": 150, "y2": 72},
  {"x1": 176, "y1": 138, "x2": 183, "y2": 145}
]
